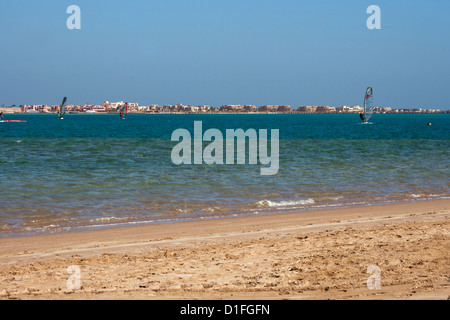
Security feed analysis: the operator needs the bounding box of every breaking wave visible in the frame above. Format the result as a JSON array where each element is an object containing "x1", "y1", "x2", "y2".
[{"x1": 255, "y1": 198, "x2": 315, "y2": 208}]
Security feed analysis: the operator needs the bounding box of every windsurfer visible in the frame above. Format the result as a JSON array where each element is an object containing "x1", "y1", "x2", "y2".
[
  {"x1": 359, "y1": 113, "x2": 366, "y2": 123},
  {"x1": 0, "y1": 111, "x2": 3, "y2": 119}
]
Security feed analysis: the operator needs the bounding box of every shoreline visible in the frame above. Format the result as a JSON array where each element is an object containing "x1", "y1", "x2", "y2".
[
  {"x1": 0, "y1": 199, "x2": 448, "y2": 300},
  {"x1": 2, "y1": 197, "x2": 448, "y2": 239},
  {"x1": 3, "y1": 111, "x2": 450, "y2": 115}
]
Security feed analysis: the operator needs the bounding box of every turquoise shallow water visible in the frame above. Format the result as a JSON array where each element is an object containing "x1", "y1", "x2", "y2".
[{"x1": 0, "y1": 113, "x2": 448, "y2": 236}]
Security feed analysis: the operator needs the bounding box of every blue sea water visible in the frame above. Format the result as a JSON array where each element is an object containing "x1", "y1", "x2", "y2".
[{"x1": 0, "y1": 113, "x2": 449, "y2": 237}]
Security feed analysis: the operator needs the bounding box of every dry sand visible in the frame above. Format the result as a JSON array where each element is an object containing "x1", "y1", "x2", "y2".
[{"x1": 0, "y1": 200, "x2": 449, "y2": 300}]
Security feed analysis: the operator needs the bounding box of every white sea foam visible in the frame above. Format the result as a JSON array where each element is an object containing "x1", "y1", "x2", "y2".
[
  {"x1": 91, "y1": 216, "x2": 123, "y2": 222},
  {"x1": 256, "y1": 198, "x2": 315, "y2": 208}
]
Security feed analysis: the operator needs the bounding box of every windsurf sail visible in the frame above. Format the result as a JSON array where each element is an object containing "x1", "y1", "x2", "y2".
[
  {"x1": 58, "y1": 97, "x2": 67, "y2": 119},
  {"x1": 360, "y1": 87, "x2": 373, "y2": 123},
  {"x1": 0, "y1": 111, "x2": 26, "y2": 122},
  {"x1": 120, "y1": 102, "x2": 128, "y2": 119}
]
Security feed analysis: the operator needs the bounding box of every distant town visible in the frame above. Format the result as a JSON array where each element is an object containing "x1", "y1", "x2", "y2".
[{"x1": 0, "y1": 102, "x2": 448, "y2": 114}]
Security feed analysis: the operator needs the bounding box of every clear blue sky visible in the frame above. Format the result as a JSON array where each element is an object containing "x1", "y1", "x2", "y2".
[{"x1": 1, "y1": 0, "x2": 449, "y2": 109}]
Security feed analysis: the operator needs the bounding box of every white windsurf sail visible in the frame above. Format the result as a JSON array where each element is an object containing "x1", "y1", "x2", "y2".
[
  {"x1": 360, "y1": 87, "x2": 373, "y2": 123},
  {"x1": 120, "y1": 102, "x2": 128, "y2": 119}
]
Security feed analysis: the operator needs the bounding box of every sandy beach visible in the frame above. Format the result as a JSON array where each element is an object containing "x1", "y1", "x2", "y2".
[{"x1": 0, "y1": 199, "x2": 448, "y2": 300}]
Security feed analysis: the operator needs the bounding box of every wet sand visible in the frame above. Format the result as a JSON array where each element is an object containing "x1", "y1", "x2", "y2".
[{"x1": 0, "y1": 199, "x2": 448, "y2": 300}]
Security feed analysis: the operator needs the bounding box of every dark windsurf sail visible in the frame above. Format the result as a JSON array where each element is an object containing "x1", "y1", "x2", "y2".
[
  {"x1": 58, "y1": 97, "x2": 67, "y2": 119},
  {"x1": 120, "y1": 102, "x2": 128, "y2": 119},
  {"x1": 360, "y1": 87, "x2": 373, "y2": 123}
]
